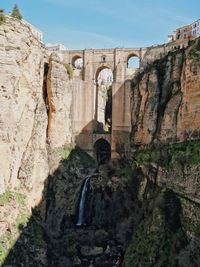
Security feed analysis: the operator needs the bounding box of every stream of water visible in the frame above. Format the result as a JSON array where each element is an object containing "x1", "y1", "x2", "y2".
[{"x1": 76, "y1": 176, "x2": 90, "y2": 226}]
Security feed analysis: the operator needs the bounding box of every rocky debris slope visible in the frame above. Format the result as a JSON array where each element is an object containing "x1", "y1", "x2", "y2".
[{"x1": 131, "y1": 38, "x2": 200, "y2": 146}]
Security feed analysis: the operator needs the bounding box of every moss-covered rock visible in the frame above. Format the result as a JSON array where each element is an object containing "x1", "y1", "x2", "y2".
[
  {"x1": 124, "y1": 189, "x2": 187, "y2": 267},
  {"x1": 134, "y1": 140, "x2": 200, "y2": 169}
]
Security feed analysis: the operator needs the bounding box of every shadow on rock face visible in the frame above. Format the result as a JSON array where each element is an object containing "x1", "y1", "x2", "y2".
[{"x1": 2, "y1": 147, "x2": 137, "y2": 267}]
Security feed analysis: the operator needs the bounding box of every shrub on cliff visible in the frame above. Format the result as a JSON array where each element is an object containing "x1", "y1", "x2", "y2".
[
  {"x1": 11, "y1": 4, "x2": 22, "y2": 20},
  {"x1": 0, "y1": 9, "x2": 6, "y2": 25},
  {"x1": 64, "y1": 63, "x2": 73, "y2": 80}
]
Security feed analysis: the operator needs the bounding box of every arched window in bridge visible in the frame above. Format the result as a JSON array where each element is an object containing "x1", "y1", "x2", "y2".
[
  {"x1": 97, "y1": 68, "x2": 113, "y2": 85},
  {"x1": 72, "y1": 56, "x2": 83, "y2": 69},
  {"x1": 101, "y1": 55, "x2": 106, "y2": 63},
  {"x1": 127, "y1": 55, "x2": 140, "y2": 69}
]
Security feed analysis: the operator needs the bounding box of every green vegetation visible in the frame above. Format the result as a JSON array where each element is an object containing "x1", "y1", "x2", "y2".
[
  {"x1": 15, "y1": 192, "x2": 25, "y2": 206},
  {"x1": 0, "y1": 232, "x2": 15, "y2": 264},
  {"x1": 187, "y1": 38, "x2": 200, "y2": 60},
  {"x1": 0, "y1": 191, "x2": 14, "y2": 205},
  {"x1": 16, "y1": 212, "x2": 29, "y2": 229},
  {"x1": 64, "y1": 63, "x2": 73, "y2": 80},
  {"x1": 0, "y1": 191, "x2": 31, "y2": 265},
  {"x1": 2, "y1": 218, "x2": 47, "y2": 266},
  {"x1": 11, "y1": 4, "x2": 22, "y2": 20},
  {"x1": 124, "y1": 190, "x2": 187, "y2": 267},
  {"x1": 153, "y1": 57, "x2": 167, "y2": 78},
  {"x1": 0, "y1": 191, "x2": 46, "y2": 266},
  {"x1": 114, "y1": 166, "x2": 134, "y2": 186},
  {"x1": 124, "y1": 227, "x2": 184, "y2": 267},
  {"x1": 0, "y1": 9, "x2": 6, "y2": 25},
  {"x1": 0, "y1": 191, "x2": 25, "y2": 206},
  {"x1": 32, "y1": 223, "x2": 47, "y2": 249},
  {"x1": 61, "y1": 146, "x2": 96, "y2": 167},
  {"x1": 61, "y1": 145, "x2": 73, "y2": 159},
  {"x1": 180, "y1": 197, "x2": 200, "y2": 237},
  {"x1": 69, "y1": 147, "x2": 96, "y2": 168},
  {"x1": 134, "y1": 140, "x2": 200, "y2": 168},
  {"x1": 61, "y1": 233, "x2": 77, "y2": 257}
]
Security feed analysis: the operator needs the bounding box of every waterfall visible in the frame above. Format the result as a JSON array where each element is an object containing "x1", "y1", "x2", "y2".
[{"x1": 76, "y1": 176, "x2": 90, "y2": 226}]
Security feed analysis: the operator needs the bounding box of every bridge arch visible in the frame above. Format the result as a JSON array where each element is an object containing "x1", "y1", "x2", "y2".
[
  {"x1": 127, "y1": 53, "x2": 140, "y2": 69},
  {"x1": 95, "y1": 64, "x2": 113, "y2": 81},
  {"x1": 94, "y1": 138, "x2": 111, "y2": 164},
  {"x1": 94, "y1": 66, "x2": 113, "y2": 133},
  {"x1": 72, "y1": 55, "x2": 83, "y2": 69}
]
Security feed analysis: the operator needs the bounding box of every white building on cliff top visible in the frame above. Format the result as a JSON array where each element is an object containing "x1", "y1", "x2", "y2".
[
  {"x1": 168, "y1": 18, "x2": 200, "y2": 43},
  {"x1": 191, "y1": 19, "x2": 200, "y2": 38},
  {"x1": 45, "y1": 43, "x2": 67, "y2": 51}
]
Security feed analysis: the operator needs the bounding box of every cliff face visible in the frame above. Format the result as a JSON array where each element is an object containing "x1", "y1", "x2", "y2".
[
  {"x1": 131, "y1": 38, "x2": 200, "y2": 146},
  {"x1": 46, "y1": 58, "x2": 73, "y2": 149},
  {"x1": 0, "y1": 18, "x2": 73, "y2": 208},
  {"x1": 124, "y1": 39, "x2": 200, "y2": 267},
  {"x1": 0, "y1": 17, "x2": 49, "y2": 207},
  {"x1": 1, "y1": 17, "x2": 200, "y2": 267}
]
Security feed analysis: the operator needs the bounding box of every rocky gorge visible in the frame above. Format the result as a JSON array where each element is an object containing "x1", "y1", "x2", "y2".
[{"x1": 0, "y1": 16, "x2": 200, "y2": 267}]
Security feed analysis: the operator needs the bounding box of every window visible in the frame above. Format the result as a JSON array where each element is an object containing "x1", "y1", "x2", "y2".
[{"x1": 101, "y1": 55, "x2": 106, "y2": 63}]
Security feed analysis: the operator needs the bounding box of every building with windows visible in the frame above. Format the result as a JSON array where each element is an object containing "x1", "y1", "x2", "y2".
[
  {"x1": 167, "y1": 19, "x2": 200, "y2": 46},
  {"x1": 168, "y1": 31, "x2": 176, "y2": 42},
  {"x1": 168, "y1": 24, "x2": 192, "y2": 43},
  {"x1": 176, "y1": 25, "x2": 192, "y2": 40},
  {"x1": 191, "y1": 19, "x2": 200, "y2": 38}
]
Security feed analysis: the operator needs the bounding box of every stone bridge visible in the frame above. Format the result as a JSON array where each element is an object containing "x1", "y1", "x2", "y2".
[{"x1": 57, "y1": 46, "x2": 168, "y2": 162}]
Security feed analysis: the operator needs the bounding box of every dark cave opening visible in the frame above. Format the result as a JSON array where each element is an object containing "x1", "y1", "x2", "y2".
[{"x1": 94, "y1": 138, "x2": 111, "y2": 165}]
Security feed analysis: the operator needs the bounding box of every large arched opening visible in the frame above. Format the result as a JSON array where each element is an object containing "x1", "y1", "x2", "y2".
[
  {"x1": 72, "y1": 55, "x2": 83, "y2": 69},
  {"x1": 94, "y1": 138, "x2": 111, "y2": 165},
  {"x1": 127, "y1": 54, "x2": 140, "y2": 68},
  {"x1": 127, "y1": 54, "x2": 140, "y2": 76},
  {"x1": 94, "y1": 66, "x2": 113, "y2": 133}
]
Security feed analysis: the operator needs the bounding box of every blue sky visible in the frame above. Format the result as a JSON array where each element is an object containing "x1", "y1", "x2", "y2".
[{"x1": 1, "y1": 0, "x2": 200, "y2": 49}]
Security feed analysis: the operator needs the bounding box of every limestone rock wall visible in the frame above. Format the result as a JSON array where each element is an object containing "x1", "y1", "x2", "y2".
[
  {"x1": 0, "y1": 18, "x2": 73, "y2": 208},
  {"x1": 0, "y1": 17, "x2": 92, "y2": 208},
  {"x1": 0, "y1": 17, "x2": 49, "y2": 207},
  {"x1": 47, "y1": 58, "x2": 73, "y2": 148},
  {"x1": 131, "y1": 38, "x2": 200, "y2": 146}
]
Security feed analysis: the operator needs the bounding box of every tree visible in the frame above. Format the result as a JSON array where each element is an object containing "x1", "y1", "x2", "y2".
[
  {"x1": 0, "y1": 9, "x2": 6, "y2": 25},
  {"x1": 11, "y1": 4, "x2": 22, "y2": 20}
]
